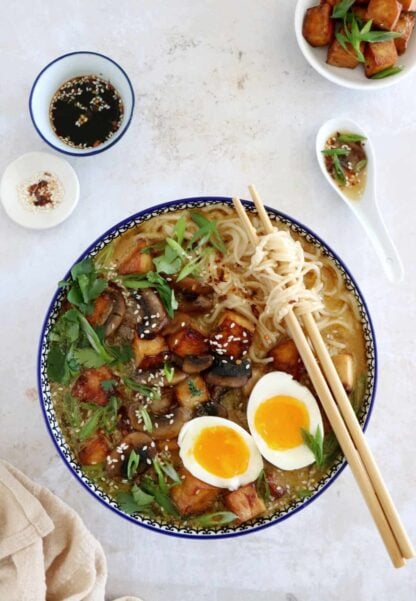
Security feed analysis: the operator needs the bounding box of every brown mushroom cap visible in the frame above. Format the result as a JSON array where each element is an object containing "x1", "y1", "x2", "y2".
[{"x1": 106, "y1": 432, "x2": 154, "y2": 477}]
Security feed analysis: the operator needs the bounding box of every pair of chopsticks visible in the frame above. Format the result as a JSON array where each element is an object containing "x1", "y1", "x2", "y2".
[{"x1": 233, "y1": 185, "x2": 414, "y2": 568}]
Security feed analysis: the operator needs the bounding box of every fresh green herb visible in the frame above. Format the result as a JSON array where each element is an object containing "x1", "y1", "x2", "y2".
[
  {"x1": 337, "y1": 133, "x2": 367, "y2": 143},
  {"x1": 153, "y1": 458, "x2": 169, "y2": 494},
  {"x1": 47, "y1": 344, "x2": 71, "y2": 383},
  {"x1": 78, "y1": 397, "x2": 120, "y2": 441},
  {"x1": 141, "y1": 475, "x2": 179, "y2": 517},
  {"x1": 101, "y1": 379, "x2": 118, "y2": 392},
  {"x1": 116, "y1": 484, "x2": 154, "y2": 515},
  {"x1": 333, "y1": 155, "x2": 347, "y2": 185},
  {"x1": 189, "y1": 212, "x2": 226, "y2": 253},
  {"x1": 159, "y1": 459, "x2": 181, "y2": 485},
  {"x1": 321, "y1": 148, "x2": 350, "y2": 157},
  {"x1": 301, "y1": 426, "x2": 324, "y2": 468},
  {"x1": 152, "y1": 216, "x2": 188, "y2": 275},
  {"x1": 137, "y1": 406, "x2": 153, "y2": 433},
  {"x1": 163, "y1": 362, "x2": 175, "y2": 383},
  {"x1": 187, "y1": 379, "x2": 201, "y2": 397},
  {"x1": 331, "y1": 0, "x2": 355, "y2": 19},
  {"x1": 76, "y1": 312, "x2": 114, "y2": 363},
  {"x1": 356, "y1": 158, "x2": 367, "y2": 172},
  {"x1": 322, "y1": 431, "x2": 341, "y2": 467},
  {"x1": 127, "y1": 449, "x2": 140, "y2": 480},
  {"x1": 371, "y1": 66, "x2": 403, "y2": 79},
  {"x1": 256, "y1": 469, "x2": 271, "y2": 503},
  {"x1": 122, "y1": 272, "x2": 178, "y2": 318},
  {"x1": 123, "y1": 378, "x2": 161, "y2": 401},
  {"x1": 350, "y1": 373, "x2": 367, "y2": 414},
  {"x1": 72, "y1": 348, "x2": 108, "y2": 369},
  {"x1": 297, "y1": 489, "x2": 313, "y2": 499},
  {"x1": 63, "y1": 393, "x2": 81, "y2": 428},
  {"x1": 95, "y1": 241, "x2": 115, "y2": 268},
  {"x1": 47, "y1": 310, "x2": 82, "y2": 383},
  {"x1": 60, "y1": 258, "x2": 107, "y2": 315},
  {"x1": 110, "y1": 344, "x2": 134, "y2": 364},
  {"x1": 336, "y1": 15, "x2": 400, "y2": 63},
  {"x1": 193, "y1": 512, "x2": 237, "y2": 527}
]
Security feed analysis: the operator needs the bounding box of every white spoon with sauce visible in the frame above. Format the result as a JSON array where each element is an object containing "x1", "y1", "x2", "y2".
[{"x1": 316, "y1": 118, "x2": 404, "y2": 283}]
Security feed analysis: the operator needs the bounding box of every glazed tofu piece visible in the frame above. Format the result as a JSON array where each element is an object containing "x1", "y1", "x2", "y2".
[
  {"x1": 171, "y1": 468, "x2": 221, "y2": 516},
  {"x1": 333, "y1": 353, "x2": 355, "y2": 393},
  {"x1": 327, "y1": 34, "x2": 363, "y2": 68},
  {"x1": 210, "y1": 310, "x2": 254, "y2": 359},
  {"x1": 72, "y1": 366, "x2": 115, "y2": 406},
  {"x1": 268, "y1": 339, "x2": 302, "y2": 379},
  {"x1": 78, "y1": 433, "x2": 110, "y2": 465},
  {"x1": 168, "y1": 325, "x2": 210, "y2": 358},
  {"x1": 394, "y1": 12, "x2": 415, "y2": 55},
  {"x1": 175, "y1": 375, "x2": 209, "y2": 409},
  {"x1": 224, "y1": 484, "x2": 266, "y2": 523},
  {"x1": 366, "y1": 0, "x2": 402, "y2": 31},
  {"x1": 303, "y1": 3, "x2": 335, "y2": 47},
  {"x1": 132, "y1": 334, "x2": 168, "y2": 369},
  {"x1": 118, "y1": 239, "x2": 153, "y2": 275},
  {"x1": 364, "y1": 40, "x2": 398, "y2": 76}
]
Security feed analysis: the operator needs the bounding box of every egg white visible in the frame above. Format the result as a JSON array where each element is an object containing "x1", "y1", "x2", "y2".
[
  {"x1": 178, "y1": 416, "x2": 263, "y2": 490},
  {"x1": 247, "y1": 371, "x2": 324, "y2": 471}
]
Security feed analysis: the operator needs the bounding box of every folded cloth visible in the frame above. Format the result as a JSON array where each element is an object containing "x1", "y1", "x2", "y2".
[{"x1": 0, "y1": 460, "x2": 143, "y2": 601}]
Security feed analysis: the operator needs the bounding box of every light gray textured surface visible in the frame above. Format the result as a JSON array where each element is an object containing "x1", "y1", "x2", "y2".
[{"x1": 0, "y1": 1, "x2": 415, "y2": 599}]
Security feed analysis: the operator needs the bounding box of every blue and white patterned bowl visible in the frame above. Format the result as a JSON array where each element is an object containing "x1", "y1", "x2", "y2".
[{"x1": 37, "y1": 197, "x2": 377, "y2": 538}]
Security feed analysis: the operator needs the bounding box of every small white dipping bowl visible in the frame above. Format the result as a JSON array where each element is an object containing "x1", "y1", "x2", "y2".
[
  {"x1": 29, "y1": 51, "x2": 135, "y2": 156},
  {"x1": 294, "y1": 0, "x2": 416, "y2": 90}
]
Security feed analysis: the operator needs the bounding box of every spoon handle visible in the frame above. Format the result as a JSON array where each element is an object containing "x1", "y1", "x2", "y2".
[{"x1": 352, "y1": 201, "x2": 404, "y2": 283}]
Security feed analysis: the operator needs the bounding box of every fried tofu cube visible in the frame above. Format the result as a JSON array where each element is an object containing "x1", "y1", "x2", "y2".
[
  {"x1": 87, "y1": 291, "x2": 112, "y2": 326},
  {"x1": 327, "y1": 33, "x2": 363, "y2": 68},
  {"x1": 224, "y1": 484, "x2": 266, "y2": 523},
  {"x1": 132, "y1": 334, "x2": 168, "y2": 368},
  {"x1": 364, "y1": 40, "x2": 398, "y2": 76},
  {"x1": 175, "y1": 375, "x2": 209, "y2": 409},
  {"x1": 167, "y1": 325, "x2": 209, "y2": 358},
  {"x1": 72, "y1": 366, "x2": 115, "y2": 406},
  {"x1": 78, "y1": 433, "x2": 110, "y2": 465},
  {"x1": 303, "y1": 3, "x2": 335, "y2": 47},
  {"x1": 333, "y1": 353, "x2": 355, "y2": 393},
  {"x1": 118, "y1": 240, "x2": 153, "y2": 275},
  {"x1": 210, "y1": 310, "x2": 254, "y2": 359},
  {"x1": 171, "y1": 468, "x2": 221, "y2": 516},
  {"x1": 366, "y1": 0, "x2": 402, "y2": 31},
  {"x1": 268, "y1": 339, "x2": 302, "y2": 379},
  {"x1": 394, "y1": 12, "x2": 415, "y2": 54}
]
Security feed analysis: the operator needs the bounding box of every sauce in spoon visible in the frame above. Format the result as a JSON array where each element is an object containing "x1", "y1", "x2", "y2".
[{"x1": 322, "y1": 132, "x2": 367, "y2": 200}]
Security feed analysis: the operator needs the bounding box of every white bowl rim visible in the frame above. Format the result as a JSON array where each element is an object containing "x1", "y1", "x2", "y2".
[
  {"x1": 28, "y1": 50, "x2": 135, "y2": 157},
  {"x1": 294, "y1": 0, "x2": 416, "y2": 90}
]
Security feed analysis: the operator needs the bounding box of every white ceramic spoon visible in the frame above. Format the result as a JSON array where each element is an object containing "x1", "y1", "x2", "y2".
[{"x1": 316, "y1": 118, "x2": 404, "y2": 283}]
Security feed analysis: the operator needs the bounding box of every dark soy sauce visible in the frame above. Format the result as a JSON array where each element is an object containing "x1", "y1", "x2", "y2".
[{"x1": 49, "y1": 75, "x2": 124, "y2": 149}]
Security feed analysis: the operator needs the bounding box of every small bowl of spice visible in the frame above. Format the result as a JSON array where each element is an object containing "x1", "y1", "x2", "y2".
[
  {"x1": 1, "y1": 151, "x2": 79, "y2": 229},
  {"x1": 29, "y1": 51, "x2": 134, "y2": 156}
]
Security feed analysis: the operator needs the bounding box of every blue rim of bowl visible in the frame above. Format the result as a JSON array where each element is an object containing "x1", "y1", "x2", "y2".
[
  {"x1": 28, "y1": 50, "x2": 135, "y2": 157},
  {"x1": 37, "y1": 196, "x2": 378, "y2": 539}
]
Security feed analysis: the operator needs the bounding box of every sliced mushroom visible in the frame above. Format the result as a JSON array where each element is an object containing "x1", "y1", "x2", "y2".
[
  {"x1": 129, "y1": 405, "x2": 192, "y2": 440},
  {"x1": 205, "y1": 358, "x2": 252, "y2": 388},
  {"x1": 136, "y1": 289, "x2": 169, "y2": 339},
  {"x1": 106, "y1": 431, "x2": 155, "y2": 477},
  {"x1": 104, "y1": 289, "x2": 126, "y2": 337},
  {"x1": 178, "y1": 296, "x2": 214, "y2": 314},
  {"x1": 148, "y1": 388, "x2": 174, "y2": 415},
  {"x1": 181, "y1": 354, "x2": 214, "y2": 374},
  {"x1": 195, "y1": 400, "x2": 228, "y2": 418},
  {"x1": 173, "y1": 277, "x2": 213, "y2": 296}
]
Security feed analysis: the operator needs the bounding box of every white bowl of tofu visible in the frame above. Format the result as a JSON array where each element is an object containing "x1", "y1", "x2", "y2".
[{"x1": 295, "y1": 0, "x2": 416, "y2": 89}]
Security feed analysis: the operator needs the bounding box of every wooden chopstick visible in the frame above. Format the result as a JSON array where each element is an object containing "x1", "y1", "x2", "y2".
[
  {"x1": 232, "y1": 194, "x2": 408, "y2": 568},
  {"x1": 246, "y1": 184, "x2": 414, "y2": 562}
]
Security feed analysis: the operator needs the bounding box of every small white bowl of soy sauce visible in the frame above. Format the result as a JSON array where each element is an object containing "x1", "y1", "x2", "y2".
[{"x1": 29, "y1": 51, "x2": 135, "y2": 157}]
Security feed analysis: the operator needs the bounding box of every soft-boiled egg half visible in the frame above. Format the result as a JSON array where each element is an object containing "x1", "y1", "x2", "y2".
[
  {"x1": 247, "y1": 371, "x2": 324, "y2": 471},
  {"x1": 178, "y1": 416, "x2": 263, "y2": 490}
]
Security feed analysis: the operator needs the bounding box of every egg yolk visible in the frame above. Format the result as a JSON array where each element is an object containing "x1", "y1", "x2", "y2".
[
  {"x1": 254, "y1": 395, "x2": 310, "y2": 450},
  {"x1": 193, "y1": 426, "x2": 250, "y2": 478}
]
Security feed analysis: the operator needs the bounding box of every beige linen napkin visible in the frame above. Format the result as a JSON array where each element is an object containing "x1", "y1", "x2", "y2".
[{"x1": 0, "y1": 460, "x2": 143, "y2": 601}]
